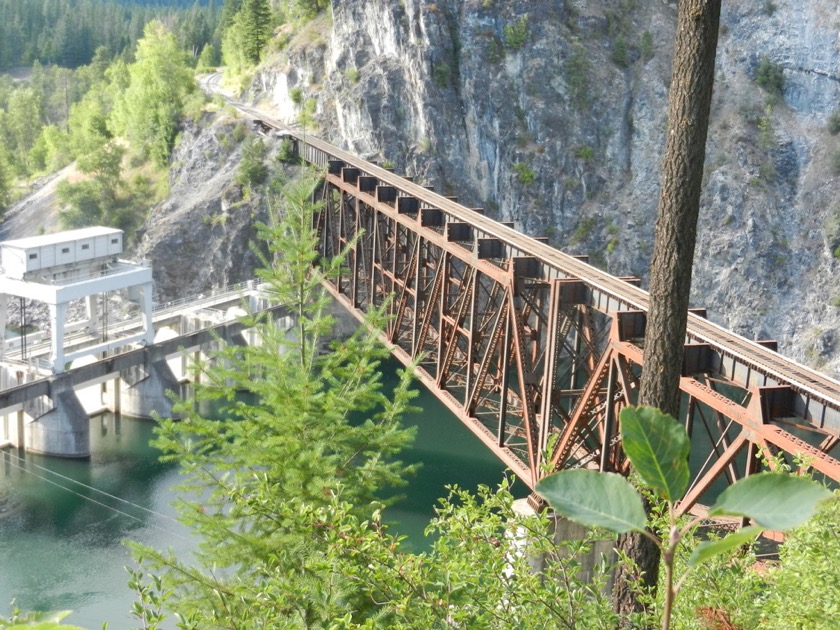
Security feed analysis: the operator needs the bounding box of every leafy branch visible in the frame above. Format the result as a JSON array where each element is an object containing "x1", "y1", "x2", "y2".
[{"x1": 536, "y1": 405, "x2": 832, "y2": 630}]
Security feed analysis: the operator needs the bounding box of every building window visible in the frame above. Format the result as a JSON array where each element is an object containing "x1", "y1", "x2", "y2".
[
  {"x1": 62, "y1": 247, "x2": 70, "y2": 254},
  {"x1": 28, "y1": 253, "x2": 37, "y2": 260},
  {"x1": 111, "y1": 238, "x2": 118, "y2": 244},
  {"x1": 81, "y1": 244, "x2": 90, "y2": 250}
]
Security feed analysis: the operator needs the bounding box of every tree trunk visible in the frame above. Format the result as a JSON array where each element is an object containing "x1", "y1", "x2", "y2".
[
  {"x1": 613, "y1": 0, "x2": 722, "y2": 624},
  {"x1": 612, "y1": 501, "x2": 662, "y2": 621},
  {"x1": 639, "y1": 0, "x2": 722, "y2": 418}
]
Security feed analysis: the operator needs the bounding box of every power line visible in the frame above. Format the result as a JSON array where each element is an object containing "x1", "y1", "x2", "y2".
[{"x1": 2, "y1": 450, "x2": 192, "y2": 541}]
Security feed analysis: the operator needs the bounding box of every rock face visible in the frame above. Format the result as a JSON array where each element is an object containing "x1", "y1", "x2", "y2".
[
  {"x1": 134, "y1": 114, "x2": 274, "y2": 302},
  {"x1": 229, "y1": 0, "x2": 840, "y2": 377}
]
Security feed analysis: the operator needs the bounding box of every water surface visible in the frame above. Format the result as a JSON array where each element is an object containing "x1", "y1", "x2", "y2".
[{"x1": 0, "y1": 358, "x2": 510, "y2": 627}]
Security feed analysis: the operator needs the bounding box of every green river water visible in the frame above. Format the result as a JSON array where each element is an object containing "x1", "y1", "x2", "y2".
[{"x1": 0, "y1": 357, "x2": 510, "y2": 627}]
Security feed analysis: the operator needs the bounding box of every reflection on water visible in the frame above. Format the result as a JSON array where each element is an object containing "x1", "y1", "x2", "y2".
[
  {"x1": 0, "y1": 357, "x2": 512, "y2": 626},
  {"x1": 0, "y1": 415, "x2": 192, "y2": 628}
]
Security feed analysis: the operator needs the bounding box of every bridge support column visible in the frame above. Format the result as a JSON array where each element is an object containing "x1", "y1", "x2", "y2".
[
  {"x1": 121, "y1": 346, "x2": 180, "y2": 419},
  {"x1": 49, "y1": 302, "x2": 68, "y2": 373},
  {"x1": 138, "y1": 283, "x2": 155, "y2": 345},
  {"x1": 85, "y1": 294, "x2": 100, "y2": 335},
  {"x1": 104, "y1": 376, "x2": 121, "y2": 414},
  {"x1": 23, "y1": 373, "x2": 90, "y2": 457},
  {"x1": 509, "y1": 499, "x2": 616, "y2": 589}
]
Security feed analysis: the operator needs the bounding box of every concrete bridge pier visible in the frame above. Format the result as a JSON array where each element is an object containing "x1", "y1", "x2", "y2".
[
  {"x1": 104, "y1": 376, "x2": 121, "y2": 415},
  {"x1": 508, "y1": 499, "x2": 616, "y2": 591},
  {"x1": 0, "y1": 410, "x2": 24, "y2": 450},
  {"x1": 23, "y1": 373, "x2": 90, "y2": 457},
  {"x1": 121, "y1": 346, "x2": 181, "y2": 419}
]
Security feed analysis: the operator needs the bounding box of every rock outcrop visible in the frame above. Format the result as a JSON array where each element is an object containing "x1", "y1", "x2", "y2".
[
  {"x1": 232, "y1": 0, "x2": 840, "y2": 377},
  {"x1": 134, "y1": 114, "x2": 274, "y2": 302}
]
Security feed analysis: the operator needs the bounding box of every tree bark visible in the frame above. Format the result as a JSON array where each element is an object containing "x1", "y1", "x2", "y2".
[
  {"x1": 613, "y1": 0, "x2": 722, "y2": 624},
  {"x1": 639, "y1": 0, "x2": 722, "y2": 419}
]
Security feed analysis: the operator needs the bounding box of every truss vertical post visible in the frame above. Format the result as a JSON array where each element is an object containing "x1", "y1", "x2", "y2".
[
  {"x1": 600, "y1": 359, "x2": 617, "y2": 472},
  {"x1": 351, "y1": 196, "x2": 360, "y2": 307},
  {"x1": 508, "y1": 287, "x2": 540, "y2": 484},
  {"x1": 497, "y1": 307, "x2": 511, "y2": 448},
  {"x1": 411, "y1": 237, "x2": 424, "y2": 354},
  {"x1": 464, "y1": 272, "x2": 480, "y2": 401},
  {"x1": 538, "y1": 279, "x2": 563, "y2": 473}
]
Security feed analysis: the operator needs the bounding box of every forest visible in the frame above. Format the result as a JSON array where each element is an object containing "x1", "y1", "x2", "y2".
[
  {"x1": 0, "y1": 0, "x2": 233, "y2": 230},
  {"x1": 0, "y1": 0, "x2": 325, "y2": 226},
  {"x1": 0, "y1": 0, "x2": 219, "y2": 68}
]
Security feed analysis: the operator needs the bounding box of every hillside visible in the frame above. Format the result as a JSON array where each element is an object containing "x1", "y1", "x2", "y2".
[{"x1": 228, "y1": 0, "x2": 840, "y2": 378}]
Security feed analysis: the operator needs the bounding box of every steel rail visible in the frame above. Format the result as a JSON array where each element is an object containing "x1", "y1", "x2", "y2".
[{"x1": 228, "y1": 100, "x2": 840, "y2": 425}]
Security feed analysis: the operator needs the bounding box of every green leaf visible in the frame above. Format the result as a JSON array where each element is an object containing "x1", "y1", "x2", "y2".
[
  {"x1": 688, "y1": 525, "x2": 763, "y2": 567},
  {"x1": 708, "y1": 473, "x2": 833, "y2": 530},
  {"x1": 619, "y1": 406, "x2": 690, "y2": 502},
  {"x1": 536, "y1": 470, "x2": 647, "y2": 534}
]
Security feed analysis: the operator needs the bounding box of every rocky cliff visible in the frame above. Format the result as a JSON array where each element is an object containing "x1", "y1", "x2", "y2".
[
  {"x1": 135, "y1": 113, "x2": 278, "y2": 301},
  {"x1": 230, "y1": 0, "x2": 840, "y2": 377}
]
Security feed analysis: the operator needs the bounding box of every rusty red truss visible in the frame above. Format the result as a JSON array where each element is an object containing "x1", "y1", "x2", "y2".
[{"x1": 240, "y1": 106, "x2": 840, "y2": 513}]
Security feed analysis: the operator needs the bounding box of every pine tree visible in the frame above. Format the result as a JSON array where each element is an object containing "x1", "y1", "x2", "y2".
[
  {"x1": 0, "y1": 153, "x2": 11, "y2": 214},
  {"x1": 130, "y1": 171, "x2": 418, "y2": 626},
  {"x1": 238, "y1": 0, "x2": 272, "y2": 65},
  {"x1": 196, "y1": 42, "x2": 219, "y2": 71},
  {"x1": 109, "y1": 20, "x2": 195, "y2": 167},
  {"x1": 5, "y1": 87, "x2": 43, "y2": 175}
]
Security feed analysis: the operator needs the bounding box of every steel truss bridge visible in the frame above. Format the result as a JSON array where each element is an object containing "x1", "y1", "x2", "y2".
[{"x1": 238, "y1": 102, "x2": 840, "y2": 513}]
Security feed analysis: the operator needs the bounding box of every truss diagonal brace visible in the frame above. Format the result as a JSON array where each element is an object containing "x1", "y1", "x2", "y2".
[{"x1": 508, "y1": 286, "x2": 541, "y2": 484}]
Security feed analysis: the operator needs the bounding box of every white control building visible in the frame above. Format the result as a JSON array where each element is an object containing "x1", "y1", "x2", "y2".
[{"x1": 0, "y1": 227, "x2": 154, "y2": 373}]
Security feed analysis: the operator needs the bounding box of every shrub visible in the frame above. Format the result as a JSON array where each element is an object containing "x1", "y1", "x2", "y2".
[
  {"x1": 289, "y1": 86, "x2": 304, "y2": 106},
  {"x1": 611, "y1": 35, "x2": 629, "y2": 68},
  {"x1": 570, "y1": 216, "x2": 597, "y2": 244},
  {"x1": 276, "y1": 137, "x2": 296, "y2": 163},
  {"x1": 565, "y1": 41, "x2": 591, "y2": 109},
  {"x1": 759, "y1": 161, "x2": 776, "y2": 182},
  {"x1": 504, "y1": 15, "x2": 528, "y2": 51},
  {"x1": 537, "y1": 406, "x2": 833, "y2": 630},
  {"x1": 345, "y1": 67, "x2": 360, "y2": 84},
  {"x1": 512, "y1": 162, "x2": 536, "y2": 185},
  {"x1": 433, "y1": 62, "x2": 451, "y2": 88},
  {"x1": 231, "y1": 122, "x2": 248, "y2": 143},
  {"x1": 757, "y1": 106, "x2": 775, "y2": 151},
  {"x1": 236, "y1": 137, "x2": 268, "y2": 190},
  {"x1": 640, "y1": 31, "x2": 654, "y2": 61},
  {"x1": 828, "y1": 111, "x2": 840, "y2": 135},
  {"x1": 755, "y1": 55, "x2": 785, "y2": 96},
  {"x1": 758, "y1": 495, "x2": 840, "y2": 628}
]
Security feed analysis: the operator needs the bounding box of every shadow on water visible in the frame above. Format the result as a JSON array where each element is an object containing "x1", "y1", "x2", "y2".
[{"x1": 376, "y1": 357, "x2": 523, "y2": 550}]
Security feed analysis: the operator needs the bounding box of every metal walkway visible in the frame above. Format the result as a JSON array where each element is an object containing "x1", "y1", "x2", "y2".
[{"x1": 0, "y1": 282, "x2": 276, "y2": 417}]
